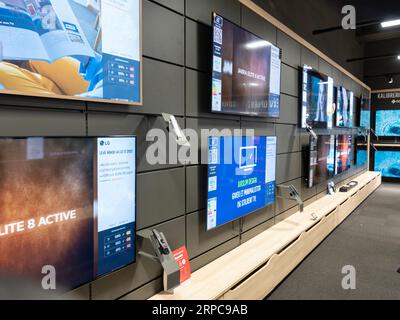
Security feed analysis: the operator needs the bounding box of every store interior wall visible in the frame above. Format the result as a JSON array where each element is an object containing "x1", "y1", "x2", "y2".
[{"x1": 0, "y1": 0, "x2": 369, "y2": 300}]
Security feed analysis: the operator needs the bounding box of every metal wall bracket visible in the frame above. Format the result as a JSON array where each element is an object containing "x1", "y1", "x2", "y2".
[{"x1": 277, "y1": 184, "x2": 304, "y2": 212}]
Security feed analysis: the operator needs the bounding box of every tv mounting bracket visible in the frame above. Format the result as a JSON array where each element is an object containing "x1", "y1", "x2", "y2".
[
  {"x1": 277, "y1": 184, "x2": 304, "y2": 213},
  {"x1": 305, "y1": 125, "x2": 318, "y2": 140},
  {"x1": 137, "y1": 229, "x2": 180, "y2": 294}
]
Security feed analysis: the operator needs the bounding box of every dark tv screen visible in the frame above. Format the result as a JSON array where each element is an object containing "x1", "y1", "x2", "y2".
[
  {"x1": 336, "y1": 87, "x2": 354, "y2": 127},
  {"x1": 0, "y1": 137, "x2": 136, "y2": 293},
  {"x1": 211, "y1": 13, "x2": 281, "y2": 117},
  {"x1": 375, "y1": 150, "x2": 400, "y2": 178},
  {"x1": 375, "y1": 110, "x2": 400, "y2": 137},
  {"x1": 306, "y1": 135, "x2": 335, "y2": 188},
  {"x1": 335, "y1": 135, "x2": 353, "y2": 174},
  {"x1": 301, "y1": 66, "x2": 334, "y2": 129}
]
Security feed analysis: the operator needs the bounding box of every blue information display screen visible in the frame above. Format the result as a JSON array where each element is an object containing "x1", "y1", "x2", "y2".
[{"x1": 207, "y1": 136, "x2": 277, "y2": 231}]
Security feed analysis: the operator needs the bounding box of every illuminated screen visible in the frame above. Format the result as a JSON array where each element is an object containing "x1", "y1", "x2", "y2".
[
  {"x1": 301, "y1": 66, "x2": 333, "y2": 129},
  {"x1": 375, "y1": 110, "x2": 400, "y2": 137},
  {"x1": 357, "y1": 148, "x2": 367, "y2": 167},
  {"x1": 360, "y1": 96, "x2": 371, "y2": 129},
  {"x1": 207, "y1": 136, "x2": 277, "y2": 231},
  {"x1": 335, "y1": 135, "x2": 352, "y2": 174},
  {"x1": 0, "y1": 0, "x2": 141, "y2": 104},
  {"x1": 375, "y1": 150, "x2": 400, "y2": 178},
  {"x1": 336, "y1": 87, "x2": 353, "y2": 127},
  {"x1": 211, "y1": 13, "x2": 281, "y2": 117},
  {"x1": 307, "y1": 135, "x2": 335, "y2": 188},
  {"x1": 0, "y1": 137, "x2": 136, "y2": 292}
]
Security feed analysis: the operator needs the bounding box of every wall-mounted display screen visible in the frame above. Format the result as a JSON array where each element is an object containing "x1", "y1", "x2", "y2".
[
  {"x1": 0, "y1": 136, "x2": 136, "y2": 292},
  {"x1": 375, "y1": 110, "x2": 400, "y2": 137},
  {"x1": 207, "y1": 136, "x2": 277, "y2": 231},
  {"x1": 375, "y1": 150, "x2": 400, "y2": 178},
  {"x1": 356, "y1": 148, "x2": 368, "y2": 167},
  {"x1": 336, "y1": 87, "x2": 354, "y2": 127},
  {"x1": 211, "y1": 13, "x2": 281, "y2": 117},
  {"x1": 306, "y1": 135, "x2": 335, "y2": 188},
  {"x1": 0, "y1": 0, "x2": 142, "y2": 104},
  {"x1": 301, "y1": 65, "x2": 333, "y2": 129},
  {"x1": 359, "y1": 95, "x2": 371, "y2": 129},
  {"x1": 335, "y1": 135, "x2": 353, "y2": 174}
]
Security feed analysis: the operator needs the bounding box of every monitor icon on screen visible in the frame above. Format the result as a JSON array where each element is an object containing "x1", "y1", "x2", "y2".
[{"x1": 239, "y1": 146, "x2": 258, "y2": 171}]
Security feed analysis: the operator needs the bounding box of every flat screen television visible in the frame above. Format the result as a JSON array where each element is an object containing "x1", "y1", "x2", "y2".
[
  {"x1": 356, "y1": 148, "x2": 368, "y2": 167},
  {"x1": 374, "y1": 150, "x2": 400, "y2": 178},
  {"x1": 0, "y1": 136, "x2": 136, "y2": 293},
  {"x1": 207, "y1": 136, "x2": 277, "y2": 231},
  {"x1": 0, "y1": 0, "x2": 142, "y2": 105},
  {"x1": 211, "y1": 13, "x2": 281, "y2": 117},
  {"x1": 359, "y1": 95, "x2": 371, "y2": 129},
  {"x1": 306, "y1": 135, "x2": 335, "y2": 188},
  {"x1": 336, "y1": 87, "x2": 354, "y2": 127},
  {"x1": 301, "y1": 65, "x2": 334, "y2": 129},
  {"x1": 335, "y1": 135, "x2": 353, "y2": 174},
  {"x1": 375, "y1": 110, "x2": 400, "y2": 137}
]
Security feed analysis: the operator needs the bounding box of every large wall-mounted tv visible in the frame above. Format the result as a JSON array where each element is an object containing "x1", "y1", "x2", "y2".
[
  {"x1": 301, "y1": 65, "x2": 334, "y2": 129},
  {"x1": 335, "y1": 135, "x2": 353, "y2": 174},
  {"x1": 306, "y1": 135, "x2": 335, "y2": 188},
  {"x1": 336, "y1": 87, "x2": 354, "y2": 127},
  {"x1": 375, "y1": 110, "x2": 400, "y2": 137},
  {"x1": 0, "y1": 0, "x2": 142, "y2": 105},
  {"x1": 0, "y1": 136, "x2": 136, "y2": 292},
  {"x1": 207, "y1": 136, "x2": 277, "y2": 231},
  {"x1": 359, "y1": 95, "x2": 371, "y2": 129},
  {"x1": 374, "y1": 150, "x2": 400, "y2": 178},
  {"x1": 211, "y1": 13, "x2": 281, "y2": 117}
]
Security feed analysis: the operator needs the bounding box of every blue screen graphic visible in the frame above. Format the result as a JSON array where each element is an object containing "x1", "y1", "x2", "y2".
[
  {"x1": 376, "y1": 110, "x2": 400, "y2": 137},
  {"x1": 207, "y1": 136, "x2": 277, "y2": 231},
  {"x1": 357, "y1": 149, "x2": 367, "y2": 167},
  {"x1": 375, "y1": 151, "x2": 400, "y2": 178}
]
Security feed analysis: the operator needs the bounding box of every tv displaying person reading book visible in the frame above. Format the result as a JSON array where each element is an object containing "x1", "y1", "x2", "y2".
[
  {"x1": 301, "y1": 65, "x2": 334, "y2": 129},
  {"x1": 335, "y1": 135, "x2": 353, "y2": 174},
  {"x1": 375, "y1": 110, "x2": 400, "y2": 137},
  {"x1": 0, "y1": 136, "x2": 136, "y2": 293},
  {"x1": 374, "y1": 150, "x2": 400, "y2": 178},
  {"x1": 306, "y1": 135, "x2": 335, "y2": 188},
  {"x1": 211, "y1": 13, "x2": 281, "y2": 117},
  {"x1": 0, "y1": 0, "x2": 142, "y2": 104},
  {"x1": 336, "y1": 87, "x2": 354, "y2": 127},
  {"x1": 207, "y1": 136, "x2": 277, "y2": 231}
]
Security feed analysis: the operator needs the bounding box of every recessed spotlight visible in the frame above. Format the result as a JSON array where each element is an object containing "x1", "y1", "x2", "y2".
[
  {"x1": 398, "y1": 55, "x2": 400, "y2": 60},
  {"x1": 388, "y1": 75, "x2": 394, "y2": 84},
  {"x1": 381, "y1": 19, "x2": 400, "y2": 28}
]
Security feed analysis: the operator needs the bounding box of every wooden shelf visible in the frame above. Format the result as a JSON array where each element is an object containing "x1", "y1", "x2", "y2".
[{"x1": 150, "y1": 171, "x2": 381, "y2": 300}]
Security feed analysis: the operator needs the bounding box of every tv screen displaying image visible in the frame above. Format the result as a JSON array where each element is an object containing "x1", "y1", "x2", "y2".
[
  {"x1": 336, "y1": 87, "x2": 354, "y2": 127},
  {"x1": 301, "y1": 66, "x2": 334, "y2": 129},
  {"x1": 207, "y1": 136, "x2": 277, "y2": 231},
  {"x1": 356, "y1": 148, "x2": 368, "y2": 167},
  {"x1": 335, "y1": 135, "x2": 353, "y2": 174},
  {"x1": 375, "y1": 110, "x2": 400, "y2": 137},
  {"x1": 0, "y1": 0, "x2": 142, "y2": 104},
  {"x1": 359, "y1": 95, "x2": 371, "y2": 129},
  {"x1": 211, "y1": 13, "x2": 281, "y2": 117},
  {"x1": 0, "y1": 136, "x2": 136, "y2": 293},
  {"x1": 375, "y1": 150, "x2": 400, "y2": 178},
  {"x1": 306, "y1": 135, "x2": 335, "y2": 188}
]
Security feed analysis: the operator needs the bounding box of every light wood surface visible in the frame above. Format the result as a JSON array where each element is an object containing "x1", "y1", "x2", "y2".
[
  {"x1": 150, "y1": 171, "x2": 381, "y2": 300},
  {"x1": 372, "y1": 144, "x2": 400, "y2": 148},
  {"x1": 239, "y1": 0, "x2": 371, "y2": 92},
  {"x1": 372, "y1": 88, "x2": 400, "y2": 93}
]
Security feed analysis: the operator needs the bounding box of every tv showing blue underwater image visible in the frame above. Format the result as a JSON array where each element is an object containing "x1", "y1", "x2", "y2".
[
  {"x1": 374, "y1": 151, "x2": 400, "y2": 178},
  {"x1": 359, "y1": 95, "x2": 371, "y2": 129},
  {"x1": 207, "y1": 136, "x2": 277, "y2": 231},
  {"x1": 357, "y1": 149, "x2": 367, "y2": 167},
  {"x1": 375, "y1": 110, "x2": 400, "y2": 137}
]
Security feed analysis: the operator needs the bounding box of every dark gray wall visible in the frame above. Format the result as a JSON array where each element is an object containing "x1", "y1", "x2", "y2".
[{"x1": 0, "y1": 0, "x2": 368, "y2": 300}]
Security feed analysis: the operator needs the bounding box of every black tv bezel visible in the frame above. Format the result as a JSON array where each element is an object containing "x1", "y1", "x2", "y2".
[
  {"x1": 371, "y1": 146, "x2": 400, "y2": 181},
  {"x1": 206, "y1": 135, "x2": 278, "y2": 231},
  {"x1": 0, "y1": 135, "x2": 137, "y2": 292},
  {"x1": 210, "y1": 12, "x2": 282, "y2": 119},
  {"x1": 300, "y1": 65, "x2": 332, "y2": 129}
]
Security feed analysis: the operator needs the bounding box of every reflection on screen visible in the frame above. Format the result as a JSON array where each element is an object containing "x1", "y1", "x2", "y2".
[
  {"x1": 376, "y1": 110, "x2": 400, "y2": 137},
  {"x1": 375, "y1": 151, "x2": 400, "y2": 178}
]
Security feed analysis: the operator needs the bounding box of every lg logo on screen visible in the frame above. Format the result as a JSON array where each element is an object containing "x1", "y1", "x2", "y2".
[
  {"x1": 41, "y1": 265, "x2": 56, "y2": 290},
  {"x1": 100, "y1": 140, "x2": 111, "y2": 147}
]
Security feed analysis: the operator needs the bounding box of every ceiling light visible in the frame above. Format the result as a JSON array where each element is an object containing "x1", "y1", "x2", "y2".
[
  {"x1": 381, "y1": 19, "x2": 400, "y2": 28},
  {"x1": 388, "y1": 75, "x2": 394, "y2": 84},
  {"x1": 245, "y1": 40, "x2": 271, "y2": 50},
  {"x1": 397, "y1": 55, "x2": 400, "y2": 60}
]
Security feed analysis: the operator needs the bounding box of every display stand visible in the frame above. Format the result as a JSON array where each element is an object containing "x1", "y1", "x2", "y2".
[
  {"x1": 162, "y1": 113, "x2": 190, "y2": 147},
  {"x1": 137, "y1": 229, "x2": 180, "y2": 293}
]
